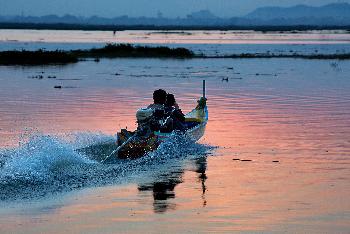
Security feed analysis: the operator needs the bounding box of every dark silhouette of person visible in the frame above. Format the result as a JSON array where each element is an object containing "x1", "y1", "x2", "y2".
[
  {"x1": 137, "y1": 156, "x2": 208, "y2": 213},
  {"x1": 194, "y1": 156, "x2": 208, "y2": 207},
  {"x1": 148, "y1": 89, "x2": 167, "y2": 110},
  {"x1": 147, "y1": 89, "x2": 173, "y2": 132},
  {"x1": 138, "y1": 170, "x2": 183, "y2": 213},
  {"x1": 165, "y1": 93, "x2": 186, "y2": 131}
]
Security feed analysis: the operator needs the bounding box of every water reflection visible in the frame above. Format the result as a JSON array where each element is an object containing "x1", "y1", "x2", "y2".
[
  {"x1": 194, "y1": 156, "x2": 208, "y2": 207},
  {"x1": 138, "y1": 168, "x2": 184, "y2": 213},
  {"x1": 1, "y1": 56, "x2": 349, "y2": 232},
  {"x1": 138, "y1": 156, "x2": 208, "y2": 213}
]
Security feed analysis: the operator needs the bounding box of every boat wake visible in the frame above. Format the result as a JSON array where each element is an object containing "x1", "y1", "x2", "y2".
[{"x1": 0, "y1": 132, "x2": 212, "y2": 201}]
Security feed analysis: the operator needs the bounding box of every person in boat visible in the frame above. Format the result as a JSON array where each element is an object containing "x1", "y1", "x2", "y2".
[
  {"x1": 148, "y1": 89, "x2": 167, "y2": 111},
  {"x1": 146, "y1": 89, "x2": 173, "y2": 133},
  {"x1": 165, "y1": 93, "x2": 186, "y2": 131}
]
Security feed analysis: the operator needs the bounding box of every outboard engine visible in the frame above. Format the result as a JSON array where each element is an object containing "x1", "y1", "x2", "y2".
[
  {"x1": 136, "y1": 108, "x2": 153, "y2": 122},
  {"x1": 136, "y1": 108, "x2": 154, "y2": 137}
]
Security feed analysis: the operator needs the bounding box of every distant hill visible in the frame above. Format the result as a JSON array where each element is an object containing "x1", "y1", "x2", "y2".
[
  {"x1": 1, "y1": 3, "x2": 350, "y2": 28},
  {"x1": 245, "y1": 3, "x2": 350, "y2": 21},
  {"x1": 187, "y1": 10, "x2": 219, "y2": 20}
]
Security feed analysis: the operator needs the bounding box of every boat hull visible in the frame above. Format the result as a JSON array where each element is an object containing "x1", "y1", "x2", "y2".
[{"x1": 117, "y1": 106, "x2": 208, "y2": 159}]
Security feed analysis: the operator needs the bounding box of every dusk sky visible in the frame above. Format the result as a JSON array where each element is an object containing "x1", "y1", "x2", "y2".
[{"x1": 2, "y1": 0, "x2": 349, "y2": 18}]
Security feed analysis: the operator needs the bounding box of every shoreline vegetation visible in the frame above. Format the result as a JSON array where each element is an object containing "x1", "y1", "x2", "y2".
[
  {"x1": 0, "y1": 44, "x2": 194, "y2": 65},
  {"x1": 0, "y1": 23, "x2": 350, "y2": 32},
  {"x1": 1, "y1": 43, "x2": 350, "y2": 65}
]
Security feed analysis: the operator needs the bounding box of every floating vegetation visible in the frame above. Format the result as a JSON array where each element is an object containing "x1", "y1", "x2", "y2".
[
  {"x1": 28, "y1": 75, "x2": 44, "y2": 79},
  {"x1": 73, "y1": 43, "x2": 194, "y2": 58},
  {"x1": 222, "y1": 77, "x2": 229, "y2": 82},
  {"x1": 2, "y1": 44, "x2": 350, "y2": 66},
  {"x1": 0, "y1": 44, "x2": 195, "y2": 65},
  {"x1": 149, "y1": 31, "x2": 193, "y2": 35},
  {"x1": 255, "y1": 73, "x2": 277, "y2": 77},
  {"x1": 0, "y1": 49, "x2": 78, "y2": 65},
  {"x1": 28, "y1": 75, "x2": 57, "y2": 79},
  {"x1": 330, "y1": 62, "x2": 342, "y2": 71}
]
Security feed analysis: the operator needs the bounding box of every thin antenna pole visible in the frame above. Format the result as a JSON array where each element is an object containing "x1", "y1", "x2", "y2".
[{"x1": 203, "y1": 80, "x2": 206, "y2": 98}]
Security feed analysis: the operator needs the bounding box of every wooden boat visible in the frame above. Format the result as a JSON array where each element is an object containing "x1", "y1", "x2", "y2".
[{"x1": 103, "y1": 81, "x2": 208, "y2": 161}]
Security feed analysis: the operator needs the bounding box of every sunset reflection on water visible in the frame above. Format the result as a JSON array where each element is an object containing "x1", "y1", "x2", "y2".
[{"x1": 0, "y1": 57, "x2": 349, "y2": 233}]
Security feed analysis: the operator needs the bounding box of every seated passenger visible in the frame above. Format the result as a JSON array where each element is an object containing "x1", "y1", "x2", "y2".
[{"x1": 165, "y1": 94, "x2": 186, "y2": 131}]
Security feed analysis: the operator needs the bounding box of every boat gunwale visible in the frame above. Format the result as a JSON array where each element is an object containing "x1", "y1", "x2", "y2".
[{"x1": 154, "y1": 106, "x2": 208, "y2": 141}]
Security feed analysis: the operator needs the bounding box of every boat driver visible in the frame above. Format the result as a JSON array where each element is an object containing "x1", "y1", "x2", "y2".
[{"x1": 147, "y1": 89, "x2": 173, "y2": 132}]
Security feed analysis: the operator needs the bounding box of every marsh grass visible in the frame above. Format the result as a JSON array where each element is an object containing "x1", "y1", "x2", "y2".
[
  {"x1": 1, "y1": 43, "x2": 350, "y2": 66},
  {"x1": 0, "y1": 50, "x2": 78, "y2": 65},
  {"x1": 73, "y1": 43, "x2": 194, "y2": 58},
  {"x1": 0, "y1": 44, "x2": 194, "y2": 65}
]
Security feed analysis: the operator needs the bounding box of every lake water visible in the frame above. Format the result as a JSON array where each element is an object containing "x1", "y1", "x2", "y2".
[
  {"x1": 0, "y1": 30, "x2": 350, "y2": 233},
  {"x1": 1, "y1": 29, "x2": 350, "y2": 56}
]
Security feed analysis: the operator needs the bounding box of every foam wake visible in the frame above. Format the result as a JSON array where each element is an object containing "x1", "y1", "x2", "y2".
[{"x1": 0, "y1": 132, "x2": 211, "y2": 201}]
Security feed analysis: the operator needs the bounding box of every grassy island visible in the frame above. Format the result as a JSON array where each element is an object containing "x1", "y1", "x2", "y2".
[
  {"x1": 0, "y1": 44, "x2": 194, "y2": 65},
  {"x1": 0, "y1": 50, "x2": 78, "y2": 65},
  {"x1": 72, "y1": 44, "x2": 194, "y2": 58},
  {"x1": 1, "y1": 43, "x2": 350, "y2": 65}
]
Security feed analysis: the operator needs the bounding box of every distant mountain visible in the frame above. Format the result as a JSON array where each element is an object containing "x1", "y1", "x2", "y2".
[
  {"x1": 0, "y1": 11, "x2": 227, "y2": 27},
  {"x1": 187, "y1": 10, "x2": 219, "y2": 20},
  {"x1": 246, "y1": 3, "x2": 350, "y2": 20},
  {"x1": 1, "y1": 3, "x2": 350, "y2": 27}
]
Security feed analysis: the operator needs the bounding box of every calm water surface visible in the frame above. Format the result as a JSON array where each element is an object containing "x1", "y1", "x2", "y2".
[
  {"x1": 0, "y1": 57, "x2": 349, "y2": 233},
  {"x1": 1, "y1": 29, "x2": 350, "y2": 56},
  {"x1": 0, "y1": 40, "x2": 350, "y2": 232}
]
